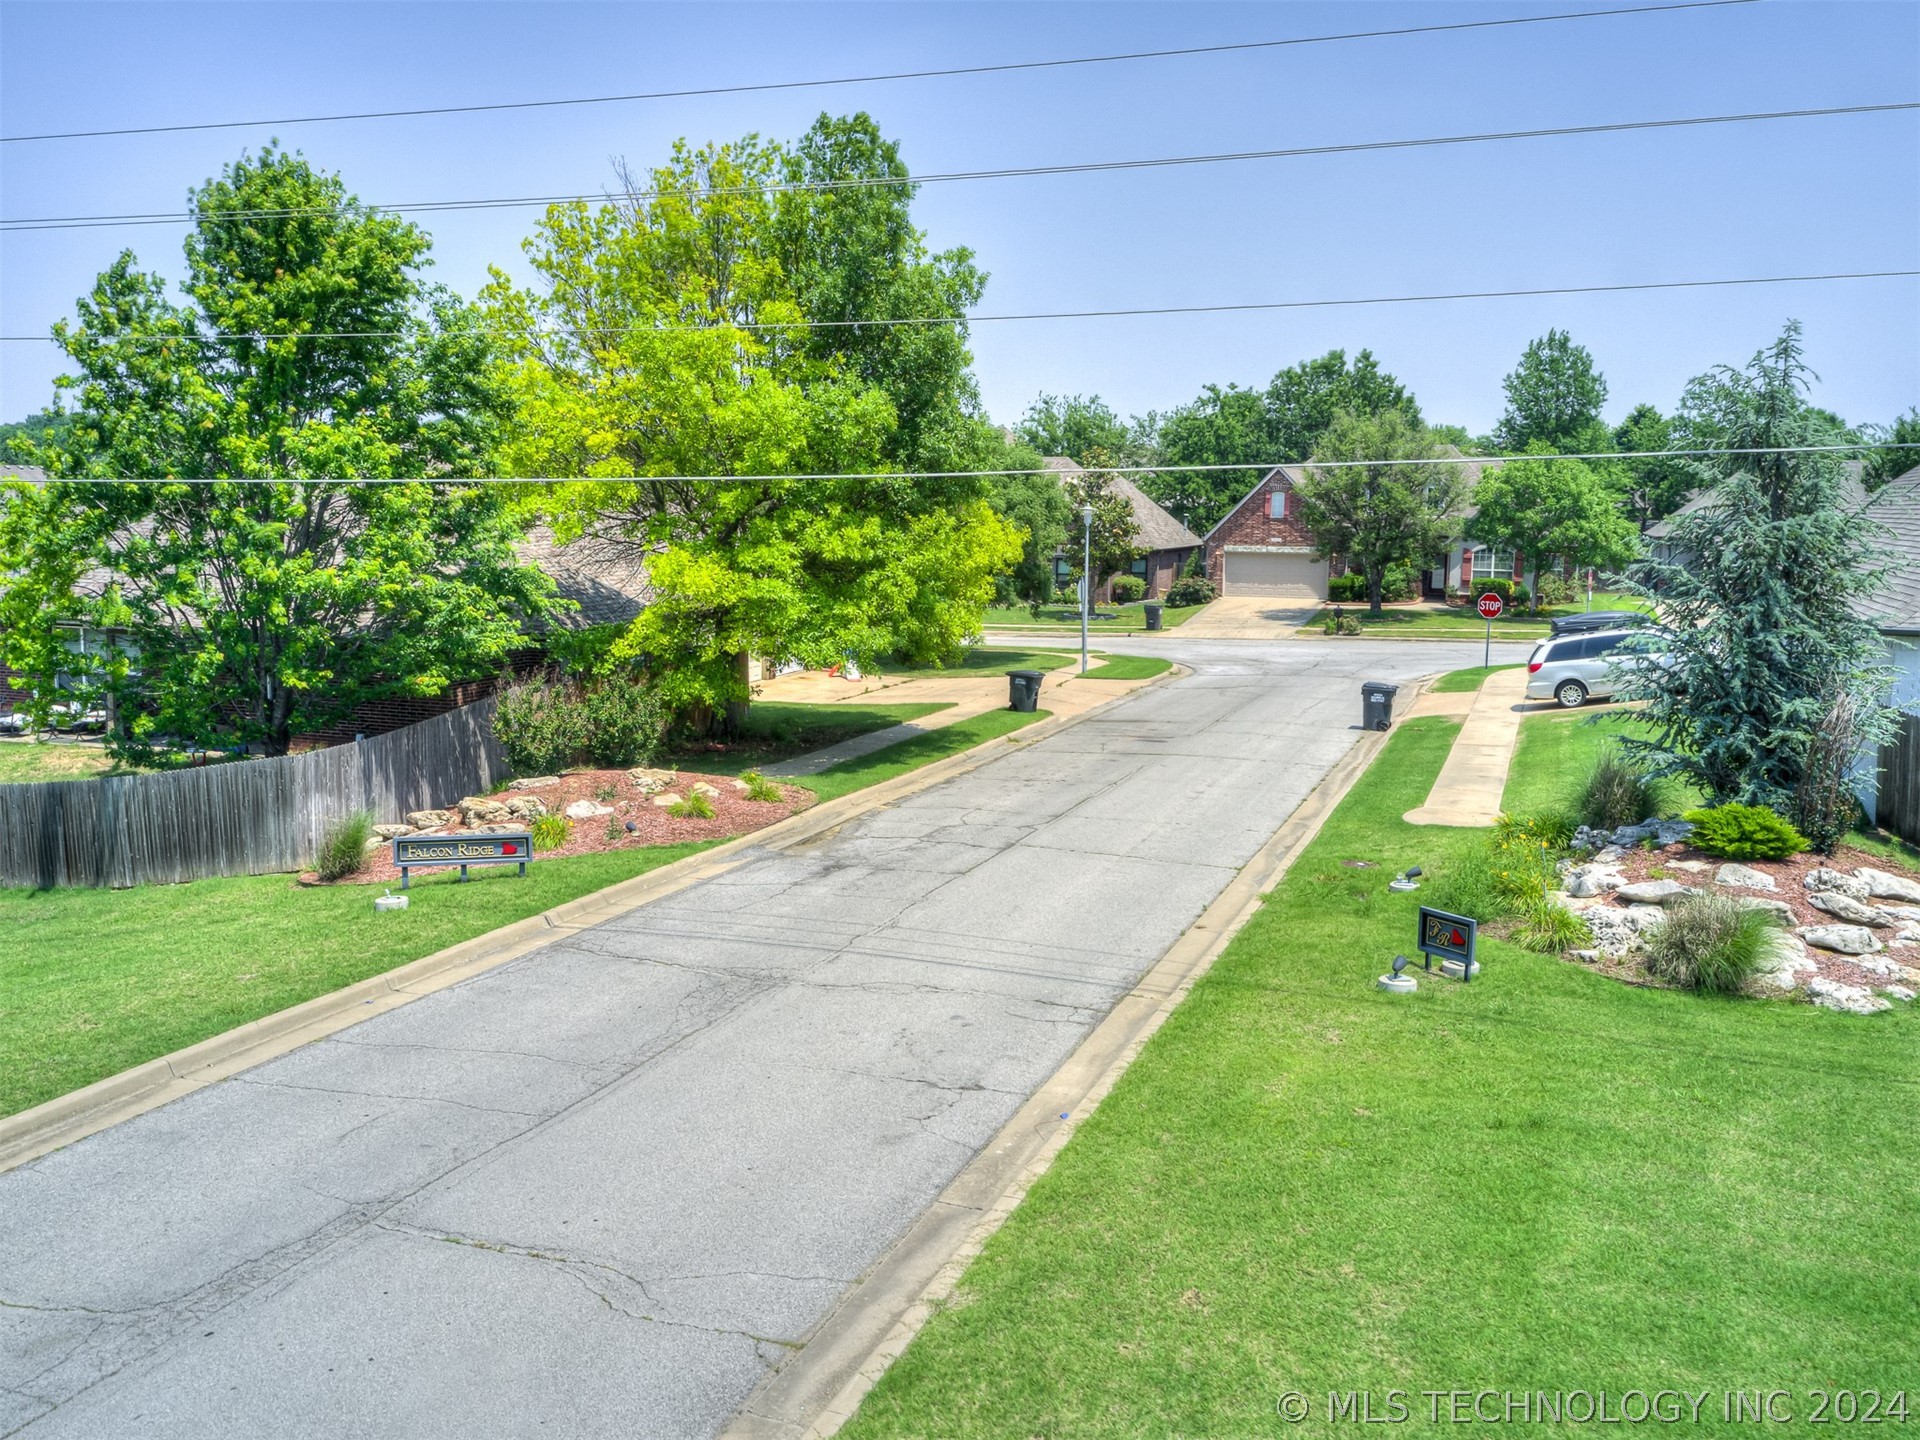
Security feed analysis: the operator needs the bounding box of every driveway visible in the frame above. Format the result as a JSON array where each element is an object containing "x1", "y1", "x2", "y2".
[
  {"x1": 1174, "y1": 594, "x2": 1319, "y2": 638},
  {"x1": 0, "y1": 636, "x2": 1528, "y2": 1440}
]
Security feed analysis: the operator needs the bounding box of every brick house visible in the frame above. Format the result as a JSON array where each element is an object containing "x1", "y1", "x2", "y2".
[
  {"x1": 1043, "y1": 457, "x2": 1202, "y2": 600},
  {"x1": 1201, "y1": 465, "x2": 1333, "y2": 600},
  {"x1": 1206, "y1": 454, "x2": 1510, "y2": 601}
]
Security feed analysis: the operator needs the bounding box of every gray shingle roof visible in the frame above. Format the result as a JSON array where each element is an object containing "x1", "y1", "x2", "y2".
[
  {"x1": 1043, "y1": 457, "x2": 1203, "y2": 551},
  {"x1": 1865, "y1": 464, "x2": 1920, "y2": 635},
  {"x1": 513, "y1": 526, "x2": 654, "y2": 629}
]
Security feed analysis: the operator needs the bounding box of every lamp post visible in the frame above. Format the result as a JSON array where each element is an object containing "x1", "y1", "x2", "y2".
[{"x1": 1080, "y1": 502, "x2": 1093, "y2": 675}]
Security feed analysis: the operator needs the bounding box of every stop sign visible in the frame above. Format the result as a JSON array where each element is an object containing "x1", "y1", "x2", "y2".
[{"x1": 1477, "y1": 592, "x2": 1505, "y2": 620}]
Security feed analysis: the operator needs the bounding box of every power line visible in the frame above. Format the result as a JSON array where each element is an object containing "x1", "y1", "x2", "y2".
[
  {"x1": 0, "y1": 1, "x2": 1756, "y2": 145},
  {"x1": 16, "y1": 445, "x2": 1914, "y2": 487},
  {"x1": 10, "y1": 100, "x2": 1913, "y2": 232},
  {"x1": 3, "y1": 268, "x2": 1912, "y2": 344}
]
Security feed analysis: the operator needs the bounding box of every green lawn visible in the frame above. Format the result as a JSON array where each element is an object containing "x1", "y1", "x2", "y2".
[
  {"x1": 883, "y1": 646, "x2": 1084, "y2": 679},
  {"x1": 666, "y1": 700, "x2": 948, "y2": 776},
  {"x1": 1429, "y1": 663, "x2": 1521, "y2": 693},
  {"x1": 984, "y1": 602, "x2": 1205, "y2": 633},
  {"x1": 0, "y1": 702, "x2": 1050, "y2": 1118},
  {"x1": 1080, "y1": 654, "x2": 1173, "y2": 680},
  {"x1": 1307, "y1": 590, "x2": 1656, "y2": 643},
  {"x1": 0, "y1": 741, "x2": 139, "y2": 786},
  {"x1": 842, "y1": 715, "x2": 1919, "y2": 1438},
  {"x1": 0, "y1": 841, "x2": 717, "y2": 1118}
]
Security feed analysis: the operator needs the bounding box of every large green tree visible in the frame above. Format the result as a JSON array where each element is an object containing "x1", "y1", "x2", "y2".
[
  {"x1": 1617, "y1": 323, "x2": 1893, "y2": 848},
  {"x1": 1493, "y1": 329, "x2": 1611, "y2": 454},
  {"x1": 1015, "y1": 393, "x2": 1151, "y2": 466},
  {"x1": 0, "y1": 148, "x2": 549, "y2": 758},
  {"x1": 1145, "y1": 349, "x2": 1423, "y2": 535},
  {"x1": 1467, "y1": 450, "x2": 1638, "y2": 599},
  {"x1": 489, "y1": 118, "x2": 1018, "y2": 715},
  {"x1": 1863, "y1": 406, "x2": 1920, "y2": 490},
  {"x1": 1294, "y1": 411, "x2": 1464, "y2": 617},
  {"x1": 1610, "y1": 402, "x2": 1693, "y2": 525},
  {"x1": 1060, "y1": 450, "x2": 1143, "y2": 591}
]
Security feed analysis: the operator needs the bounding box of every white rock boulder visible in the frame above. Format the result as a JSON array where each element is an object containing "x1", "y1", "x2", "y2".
[
  {"x1": 1751, "y1": 930, "x2": 1818, "y2": 991},
  {"x1": 371, "y1": 823, "x2": 415, "y2": 840},
  {"x1": 564, "y1": 800, "x2": 613, "y2": 819},
  {"x1": 1807, "y1": 891, "x2": 1894, "y2": 927},
  {"x1": 1564, "y1": 865, "x2": 1627, "y2": 899},
  {"x1": 406, "y1": 808, "x2": 453, "y2": 830},
  {"x1": 1615, "y1": 879, "x2": 1698, "y2": 907},
  {"x1": 1804, "y1": 867, "x2": 1870, "y2": 901},
  {"x1": 1737, "y1": 897, "x2": 1796, "y2": 924},
  {"x1": 507, "y1": 776, "x2": 561, "y2": 790},
  {"x1": 1806, "y1": 977, "x2": 1891, "y2": 1015},
  {"x1": 1798, "y1": 924, "x2": 1882, "y2": 955},
  {"x1": 1714, "y1": 863, "x2": 1777, "y2": 891},
  {"x1": 1854, "y1": 866, "x2": 1920, "y2": 904}
]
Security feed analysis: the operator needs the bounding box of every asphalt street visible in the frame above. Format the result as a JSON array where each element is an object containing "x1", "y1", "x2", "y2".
[{"x1": 0, "y1": 634, "x2": 1530, "y2": 1439}]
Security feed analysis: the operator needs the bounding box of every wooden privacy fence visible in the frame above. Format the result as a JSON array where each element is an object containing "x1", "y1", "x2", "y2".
[
  {"x1": 0, "y1": 698, "x2": 504, "y2": 889},
  {"x1": 1875, "y1": 711, "x2": 1920, "y2": 847}
]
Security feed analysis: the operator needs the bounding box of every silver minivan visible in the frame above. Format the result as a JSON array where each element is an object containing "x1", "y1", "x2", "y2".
[{"x1": 1525, "y1": 628, "x2": 1668, "y2": 707}]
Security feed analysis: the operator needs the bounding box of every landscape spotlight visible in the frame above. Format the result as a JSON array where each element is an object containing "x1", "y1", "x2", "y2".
[
  {"x1": 1378, "y1": 954, "x2": 1417, "y2": 993},
  {"x1": 1388, "y1": 865, "x2": 1423, "y2": 892}
]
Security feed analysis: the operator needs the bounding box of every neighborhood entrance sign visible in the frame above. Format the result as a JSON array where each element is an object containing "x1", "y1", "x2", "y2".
[
  {"x1": 392, "y1": 831, "x2": 532, "y2": 889},
  {"x1": 1416, "y1": 905, "x2": 1479, "y2": 981}
]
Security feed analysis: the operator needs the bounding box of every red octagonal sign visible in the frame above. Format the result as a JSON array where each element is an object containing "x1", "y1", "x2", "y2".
[{"x1": 1477, "y1": 592, "x2": 1505, "y2": 620}]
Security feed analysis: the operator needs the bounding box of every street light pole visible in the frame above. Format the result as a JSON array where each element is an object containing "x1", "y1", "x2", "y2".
[{"x1": 1080, "y1": 502, "x2": 1093, "y2": 675}]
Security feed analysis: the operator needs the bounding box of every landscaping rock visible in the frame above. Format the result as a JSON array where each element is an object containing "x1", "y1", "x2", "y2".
[
  {"x1": 1806, "y1": 977, "x2": 1891, "y2": 1015},
  {"x1": 628, "y1": 768, "x2": 677, "y2": 794},
  {"x1": 1593, "y1": 845, "x2": 1627, "y2": 864},
  {"x1": 650, "y1": 792, "x2": 683, "y2": 808},
  {"x1": 371, "y1": 824, "x2": 415, "y2": 840},
  {"x1": 507, "y1": 776, "x2": 561, "y2": 790},
  {"x1": 457, "y1": 796, "x2": 510, "y2": 826},
  {"x1": 1570, "y1": 949, "x2": 1600, "y2": 962},
  {"x1": 1622, "y1": 904, "x2": 1670, "y2": 933},
  {"x1": 1714, "y1": 863, "x2": 1776, "y2": 891},
  {"x1": 1670, "y1": 859, "x2": 1710, "y2": 873},
  {"x1": 1804, "y1": 866, "x2": 1870, "y2": 901},
  {"x1": 1883, "y1": 985, "x2": 1917, "y2": 1002},
  {"x1": 406, "y1": 809, "x2": 453, "y2": 830},
  {"x1": 501, "y1": 795, "x2": 548, "y2": 823},
  {"x1": 1806, "y1": 891, "x2": 1895, "y2": 926},
  {"x1": 1876, "y1": 904, "x2": 1920, "y2": 923},
  {"x1": 1615, "y1": 879, "x2": 1698, "y2": 906},
  {"x1": 1856, "y1": 956, "x2": 1903, "y2": 978},
  {"x1": 564, "y1": 800, "x2": 613, "y2": 819},
  {"x1": 1564, "y1": 865, "x2": 1627, "y2": 899},
  {"x1": 689, "y1": 781, "x2": 721, "y2": 799},
  {"x1": 1799, "y1": 924, "x2": 1882, "y2": 955},
  {"x1": 1583, "y1": 908, "x2": 1641, "y2": 957},
  {"x1": 1737, "y1": 897, "x2": 1797, "y2": 924},
  {"x1": 1752, "y1": 930, "x2": 1818, "y2": 991},
  {"x1": 1854, "y1": 866, "x2": 1920, "y2": 903}
]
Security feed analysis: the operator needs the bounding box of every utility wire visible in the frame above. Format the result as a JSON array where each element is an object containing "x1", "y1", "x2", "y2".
[
  {"x1": 9, "y1": 100, "x2": 1912, "y2": 232},
  {"x1": 0, "y1": 1, "x2": 1756, "y2": 145},
  {"x1": 17, "y1": 445, "x2": 1915, "y2": 487},
  {"x1": 3, "y1": 268, "x2": 1912, "y2": 344}
]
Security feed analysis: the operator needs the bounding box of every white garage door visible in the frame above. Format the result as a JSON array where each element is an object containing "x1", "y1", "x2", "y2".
[{"x1": 1223, "y1": 550, "x2": 1327, "y2": 600}]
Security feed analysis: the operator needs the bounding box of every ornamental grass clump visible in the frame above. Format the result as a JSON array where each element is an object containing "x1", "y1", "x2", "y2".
[
  {"x1": 1682, "y1": 802, "x2": 1808, "y2": 862},
  {"x1": 314, "y1": 810, "x2": 376, "y2": 882},
  {"x1": 1579, "y1": 745, "x2": 1664, "y2": 831},
  {"x1": 741, "y1": 770, "x2": 783, "y2": 803},
  {"x1": 1641, "y1": 893, "x2": 1779, "y2": 995},
  {"x1": 668, "y1": 791, "x2": 716, "y2": 820},
  {"x1": 1428, "y1": 814, "x2": 1565, "y2": 923}
]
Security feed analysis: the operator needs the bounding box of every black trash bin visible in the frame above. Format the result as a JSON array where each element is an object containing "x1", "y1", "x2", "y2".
[
  {"x1": 1007, "y1": 670, "x2": 1044, "y2": 713},
  {"x1": 1143, "y1": 602, "x2": 1164, "y2": 632},
  {"x1": 1362, "y1": 681, "x2": 1399, "y2": 731}
]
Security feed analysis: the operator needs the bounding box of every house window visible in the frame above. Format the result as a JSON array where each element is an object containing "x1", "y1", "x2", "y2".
[
  {"x1": 1470, "y1": 546, "x2": 1511, "y2": 580},
  {"x1": 1269, "y1": 490, "x2": 1287, "y2": 519},
  {"x1": 1129, "y1": 556, "x2": 1148, "y2": 578}
]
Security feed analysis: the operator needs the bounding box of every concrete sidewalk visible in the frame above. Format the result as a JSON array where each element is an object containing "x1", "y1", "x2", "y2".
[
  {"x1": 1402, "y1": 666, "x2": 1530, "y2": 826},
  {"x1": 1174, "y1": 595, "x2": 1319, "y2": 639}
]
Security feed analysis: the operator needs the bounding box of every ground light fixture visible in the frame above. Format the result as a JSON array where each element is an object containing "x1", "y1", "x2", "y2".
[
  {"x1": 1378, "y1": 954, "x2": 1417, "y2": 993},
  {"x1": 374, "y1": 889, "x2": 408, "y2": 912},
  {"x1": 1388, "y1": 865, "x2": 1423, "y2": 892}
]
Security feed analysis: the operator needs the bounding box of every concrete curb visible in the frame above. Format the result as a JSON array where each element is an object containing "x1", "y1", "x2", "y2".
[
  {"x1": 719, "y1": 685, "x2": 1425, "y2": 1440},
  {"x1": 0, "y1": 663, "x2": 1184, "y2": 1175}
]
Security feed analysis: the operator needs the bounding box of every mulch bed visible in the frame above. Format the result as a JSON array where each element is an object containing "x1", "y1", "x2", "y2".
[
  {"x1": 1574, "y1": 841, "x2": 1920, "y2": 993},
  {"x1": 301, "y1": 768, "x2": 814, "y2": 886}
]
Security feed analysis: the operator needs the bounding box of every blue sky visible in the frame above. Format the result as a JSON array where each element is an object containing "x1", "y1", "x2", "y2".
[{"x1": 2, "y1": 0, "x2": 1916, "y2": 437}]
